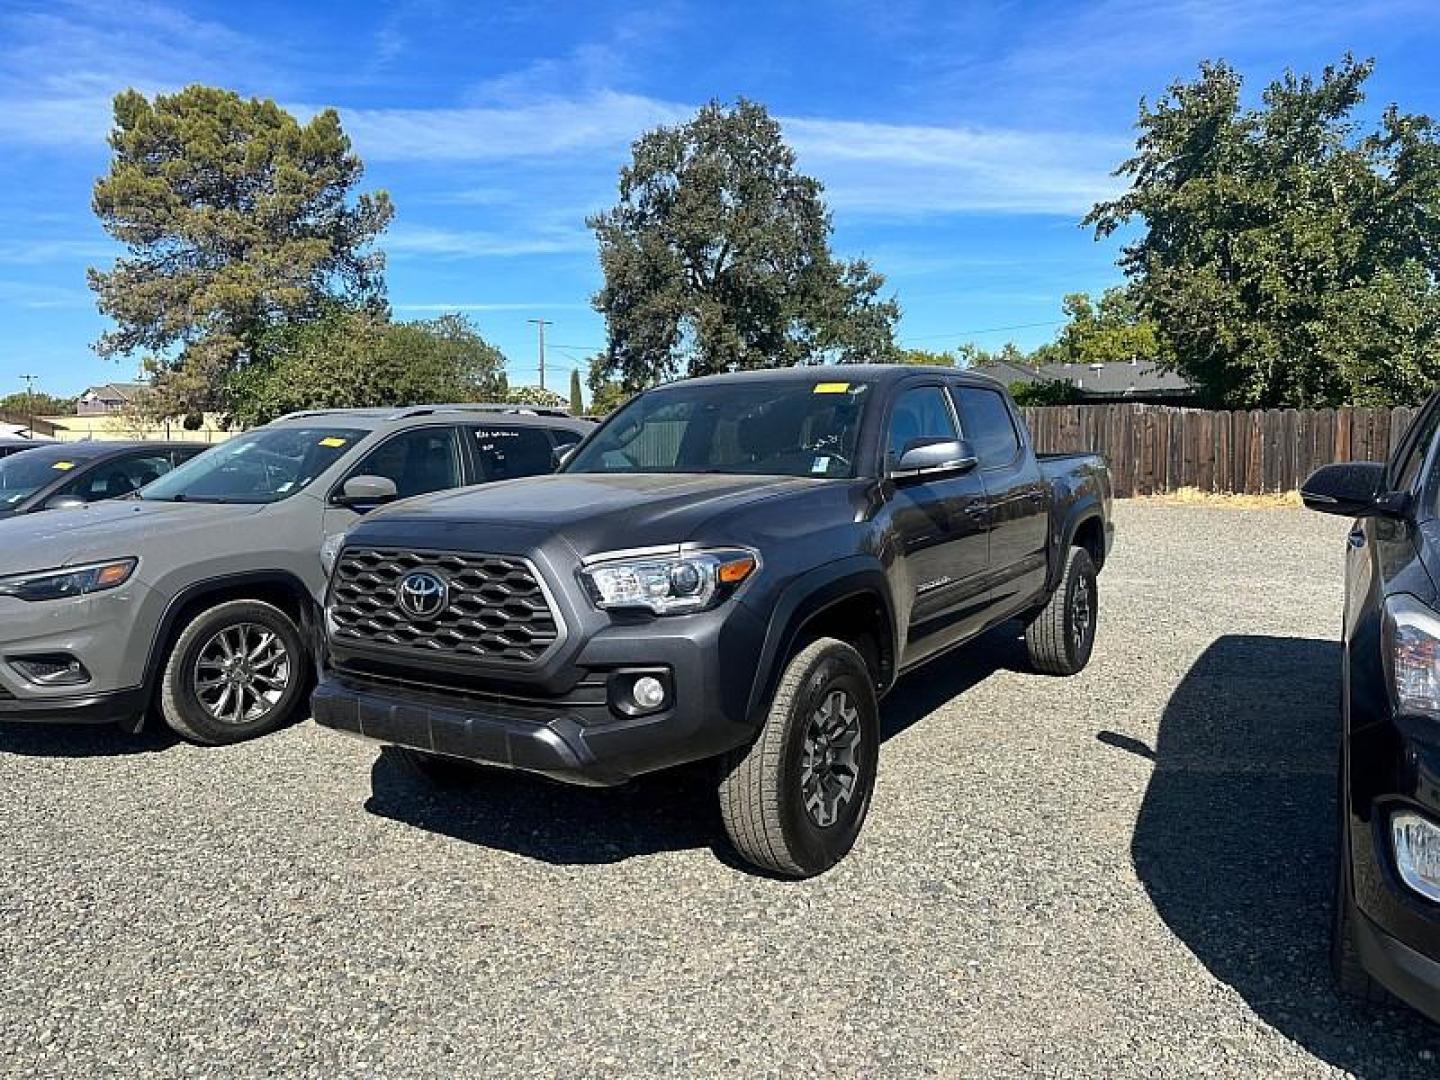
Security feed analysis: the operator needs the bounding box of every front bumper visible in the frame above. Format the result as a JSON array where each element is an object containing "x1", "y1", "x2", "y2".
[
  {"x1": 1351, "y1": 902, "x2": 1440, "y2": 1025},
  {"x1": 0, "y1": 585, "x2": 154, "y2": 721},
  {"x1": 314, "y1": 669, "x2": 745, "y2": 786},
  {"x1": 0, "y1": 685, "x2": 147, "y2": 725}
]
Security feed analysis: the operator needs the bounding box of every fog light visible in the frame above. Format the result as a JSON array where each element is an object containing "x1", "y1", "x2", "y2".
[
  {"x1": 9, "y1": 653, "x2": 90, "y2": 687},
  {"x1": 1393, "y1": 810, "x2": 1440, "y2": 902},
  {"x1": 632, "y1": 676, "x2": 666, "y2": 710}
]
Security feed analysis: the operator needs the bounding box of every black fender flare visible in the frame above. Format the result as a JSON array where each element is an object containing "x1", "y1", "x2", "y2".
[
  {"x1": 141, "y1": 571, "x2": 318, "y2": 696},
  {"x1": 1047, "y1": 496, "x2": 1105, "y2": 591},
  {"x1": 745, "y1": 555, "x2": 898, "y2": 719}
]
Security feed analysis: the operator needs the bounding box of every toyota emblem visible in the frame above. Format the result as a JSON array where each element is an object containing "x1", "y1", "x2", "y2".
[{"x1": 397, "y1": 571, "x2": 449, "y2": 620}]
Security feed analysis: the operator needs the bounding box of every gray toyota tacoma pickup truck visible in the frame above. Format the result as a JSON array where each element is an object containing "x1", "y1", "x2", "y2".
[{"x1": 314, "y1": 366, "x2": 1113, "y2": 876}]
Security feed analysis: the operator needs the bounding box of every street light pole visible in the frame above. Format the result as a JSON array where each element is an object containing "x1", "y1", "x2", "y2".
[
  {"x1": 19, "y1": 374, "x2": 37, "y2": 439},
  {"x1": 528, "y1": 319, "x2": 552, "y2": 392}
]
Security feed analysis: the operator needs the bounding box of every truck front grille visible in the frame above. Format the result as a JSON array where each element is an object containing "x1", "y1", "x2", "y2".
[{"x1": 329, "y1": 548, "x2": 563, "y2": 665}]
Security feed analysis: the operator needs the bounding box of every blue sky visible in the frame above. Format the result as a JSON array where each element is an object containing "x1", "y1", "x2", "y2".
[{"x1": 0, "y1": 0, "x2": 1437, "y2": 399}]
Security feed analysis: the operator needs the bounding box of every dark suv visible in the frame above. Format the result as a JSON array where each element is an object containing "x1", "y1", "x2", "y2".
[
  {"x1": 1304, "y1": 396, "x2": 1440, "y2": 1023},
  {"x1": 315, "y1": 366, "x2": 1112, "y2": 876}
]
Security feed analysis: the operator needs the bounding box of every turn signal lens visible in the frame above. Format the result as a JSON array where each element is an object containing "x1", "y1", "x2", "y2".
[
  {"x1": 718, "y1": 555, "x2": 757, "y2": 585},
  {"x1": 1383, "y1": 595, "x2": 1440, "y2": 717}
]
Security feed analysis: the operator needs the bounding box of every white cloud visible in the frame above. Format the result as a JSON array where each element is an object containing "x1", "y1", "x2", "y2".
[
  {"x1": 385, "y1": 225, "x2": 592, "y2": 259},
  {"x1": 393, "y1": 301, "x2": 590, "y2": 313}
]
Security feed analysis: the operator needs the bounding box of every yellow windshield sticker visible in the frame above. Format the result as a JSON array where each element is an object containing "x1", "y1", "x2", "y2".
[
  {"x1": 51, "y1": 461, "x2": 75, "y2": 471},
  {"x1": 813, "y1": 382, "x2": 850, "y2": 394},
  {"x1": 318, "y1": 437, "x2": 348, "y2": 448}
]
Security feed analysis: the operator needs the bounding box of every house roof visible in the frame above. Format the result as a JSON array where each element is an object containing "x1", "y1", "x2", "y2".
[
  {"x1": 969, "y1": 359, "x2": 1193, "y2": 398},
  {"x1": 81, "y1": 382, "x2": 147, "y2": 402}
]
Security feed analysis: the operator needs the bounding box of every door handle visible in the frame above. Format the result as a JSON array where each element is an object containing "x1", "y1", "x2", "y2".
[
  {"x1": 964, "y1": 503, "x2": 991, "y2": 518},
  {"x1": 1348, "y1": 529, "x2": 1365, "y2": 549}
]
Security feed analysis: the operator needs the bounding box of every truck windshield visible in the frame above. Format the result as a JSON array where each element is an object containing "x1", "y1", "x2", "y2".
[
  {"x1": 566, "y1": 381, "x2": 872, "y2": 478},
  {"x1": 140, "y1": 427, "x2": 366, "y2": 504}
]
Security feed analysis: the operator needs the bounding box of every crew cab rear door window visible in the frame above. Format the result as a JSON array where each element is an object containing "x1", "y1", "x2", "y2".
[
  {"x1": 59, "y1": 451, "x2": 179, "y2": 503},
  {"x1": 953, "y1": 387, "x2": 1022, "y2": 468},
  {"x1": 472, "y1": 426, "x2": 558, "y2": 481}
]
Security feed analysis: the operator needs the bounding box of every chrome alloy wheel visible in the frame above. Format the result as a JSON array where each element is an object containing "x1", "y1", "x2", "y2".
[
  {"x1": 800, "y1": 688, "x2": 863, "y2": 828},
  {"x1": 1070, "y1": 572, "x2": 1093, "y2": 653},
  {"x1": 193, "y1": 622, "x2": 292, "y2": 726}
]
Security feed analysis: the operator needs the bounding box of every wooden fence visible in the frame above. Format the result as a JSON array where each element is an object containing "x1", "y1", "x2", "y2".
[{"x1": 1020, "y1": 404, "x2": 1421, "y2": 497}]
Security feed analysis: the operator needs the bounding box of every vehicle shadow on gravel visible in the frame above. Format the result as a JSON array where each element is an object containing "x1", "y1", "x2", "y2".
[
  {"x1": 1113, "y1": 634, "x2": 1440, "y2": 1075},
  {"x1": 364, "y1": 623, "x2": 1030, "y2": 868},
  {"x1": 0, "y1": 720, "x2": 179, "y2": 757}
]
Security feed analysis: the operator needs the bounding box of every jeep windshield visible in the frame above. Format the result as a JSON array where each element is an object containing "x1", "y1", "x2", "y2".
[
  {"x1": 140, "y1": 427, "x2": 366, "y2": 504},
  {"x1": 565, "y1": 380, "x2": 871, "y2": 479}
]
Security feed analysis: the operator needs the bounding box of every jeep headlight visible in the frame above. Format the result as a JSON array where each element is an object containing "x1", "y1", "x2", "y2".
[
  {"x1": 0, "y1": 558, "x2": 138, "y2": 602},
  {"x1": 579, "y1": 548, "x2": 759, "y2": 615}
]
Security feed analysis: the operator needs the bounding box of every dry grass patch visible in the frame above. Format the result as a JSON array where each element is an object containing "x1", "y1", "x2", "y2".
[{"x1": 1131, "y1": 486, "x2": 1302, "y2": 509}]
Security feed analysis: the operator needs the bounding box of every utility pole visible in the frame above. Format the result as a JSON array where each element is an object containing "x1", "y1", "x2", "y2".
[
  {"x1": 19, "y1": 374, "x2": 37, "y2": 439},
  {"x1": 527, "y1": 318, "x2": 552, "y2": 391}
]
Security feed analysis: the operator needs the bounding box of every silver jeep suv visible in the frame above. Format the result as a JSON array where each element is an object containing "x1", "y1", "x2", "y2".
[{"x1": 0, "y1": 405, "x2": 592, "y2": 744}]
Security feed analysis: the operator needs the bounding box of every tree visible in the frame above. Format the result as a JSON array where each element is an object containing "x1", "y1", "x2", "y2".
[
  {"x1": 0, "y1": 392, "x2": 75, "y2": 416},
  {"x1": 90, "y1": 85, "x2": 394, "y2": 417},
  {"x1": 896, "y1": 349, "x2": 957, "y2": 366},
  {"x1": 568, "y1": 368, "x2": 584, "y2": 414},
  {"x1": 589, "y1": 99, "x2": 900, "y2": 390},
  {"x1": 586, "y1": 355, "x2": 631, "y2": 416},
  {"x1": 228, "y1": 310, "x2": 507, "y2": 426},
  {"x1": 505, "y1": 386, "x2": 569, "y2": 409},
  {"x1": 1010, "y1": 380, "x2": 1081, "y2": 407},
  {"x1": 1036, "y1": 289, "x2": 1162, "y2": 367},
  {"x1": 1087, "y1": 57, "x2": 1440, "y2": 407}
]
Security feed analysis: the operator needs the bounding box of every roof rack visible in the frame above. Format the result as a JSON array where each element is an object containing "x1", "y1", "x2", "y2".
[{"x1": 273, "y1": 403, "x2": 574, "y2": 423}]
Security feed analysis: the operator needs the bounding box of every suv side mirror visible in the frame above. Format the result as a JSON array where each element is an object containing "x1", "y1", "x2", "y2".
[
  {"x1": 1301, "y1": 461, "x2": 1406, "y2": 518},
  {"x1": 888, "y1": 439, "x2": 978, "y2": 482},
  {"x1": 553, "y1": 444, "x2": 578, "y2": 470},
  {"x1": 334, "y1": 474, "x2": 398, "y2": 509}
]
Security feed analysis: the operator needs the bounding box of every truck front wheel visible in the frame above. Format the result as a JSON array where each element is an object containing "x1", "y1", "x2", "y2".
[
  {"x1": 718, "y1": 638, "x2": 879, "y2": 878},
  {"x1": 1025, "y1": 545, "x2": 1098, "y2": 676}
]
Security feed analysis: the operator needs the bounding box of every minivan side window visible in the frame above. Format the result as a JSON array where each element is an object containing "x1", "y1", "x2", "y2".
[
  {"x1": 953, "y1": 387, "x2": 1021, "y2": 468},
  {"x1": 886, "y1": 387, "x2": 958, "y2": 466}
]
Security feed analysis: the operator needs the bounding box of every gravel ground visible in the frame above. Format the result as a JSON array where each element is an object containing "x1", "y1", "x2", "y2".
[{"x1": 4, "y1": 501, "x2": 1440, "y2": 1078}]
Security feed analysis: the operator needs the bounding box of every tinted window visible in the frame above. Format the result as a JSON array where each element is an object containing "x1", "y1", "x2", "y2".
[
  {"x1": 472, "y1": 426, "x2": 556, "y2": 481},
  {"x1": 886, "y1": 387, "x2": 957, "y2": 465},
  {"x1": 352, "y1": 428, "x2": 464, "y2": 498},
  {"x1": 954, "y1": 387, "x2": 1021, "y2": 467},
  {"x1": 0, "y1": 446, "x2": 105, "y2": 507},
  {"x1": 60, "y1": 452, "x2": 177, "y2": 503},
  {"x1": 1396, "y1": 405, "x2": 1440, "y2": 493},
  {"x1": 567, "y1": 382, "x2": 872, "y2": 479}
]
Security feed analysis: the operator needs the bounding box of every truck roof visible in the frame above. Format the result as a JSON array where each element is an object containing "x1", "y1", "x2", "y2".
[
  {"x1": 266, "y1": 404, "x2": 592, "y2": 434},
  {"x1": 661, "y1": 364, "x2": 1007, "y2": 392}
]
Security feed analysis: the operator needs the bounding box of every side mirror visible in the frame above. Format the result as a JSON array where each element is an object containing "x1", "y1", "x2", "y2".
[
  {"x1": 334, "y1": 474, "x2": 398, "y2": 509},
  {"x1": 1301, "y1": 461, "x2": 1406, "y2": 518},
  {"x1": 552, "y1": 444, "x2": 578, "y2": 470},
  {"x1": 888, "y1": 439, "x2": 978, "y2": 482}
]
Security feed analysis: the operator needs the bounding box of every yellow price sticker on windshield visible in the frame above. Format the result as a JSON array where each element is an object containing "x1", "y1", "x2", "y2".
[
  {"x1": 318, "y1": 437, "x2": 348, "y2": 448},
  {"x1": 813, "y1": 382, "x2": 850, "y2": 394},
  {"x1": 51, "y1": 461, "x2": 75, "y2": 471}
]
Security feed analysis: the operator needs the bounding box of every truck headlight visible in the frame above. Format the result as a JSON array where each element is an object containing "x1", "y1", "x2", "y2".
[
  {"x1": 1383, "y1": 594, "x2": 1440, "y2": 716},
  {"x1": 579, "y1": 548, "x2": 758, "y2": 615},
  {"x1": 0, "y1": 558, "x2": 138, "y2": 602}
]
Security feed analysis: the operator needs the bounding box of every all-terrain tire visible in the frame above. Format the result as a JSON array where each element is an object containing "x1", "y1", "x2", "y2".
[
  {"x1": 1025, "y1": 545, "x2": 1098, "y2": 676},
  {"x1": 159, "y1": 599, "x2": 309, "y2": 746},
  {"x1": 718, "y1": 638, "x2": 879, "y2": 878}
]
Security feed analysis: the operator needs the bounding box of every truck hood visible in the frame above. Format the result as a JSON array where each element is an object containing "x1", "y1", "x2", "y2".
[
  {"x1": 0, "y1": 499, "x2": 266, "y2": 574},
  {"x1": 365, "y1": 472, "x2": 824, "y2": 557}
]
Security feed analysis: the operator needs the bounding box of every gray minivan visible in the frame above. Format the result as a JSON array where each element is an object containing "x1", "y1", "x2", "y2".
[{"x1": 0, "y1": 405, "x2": 591, "y2": 744}]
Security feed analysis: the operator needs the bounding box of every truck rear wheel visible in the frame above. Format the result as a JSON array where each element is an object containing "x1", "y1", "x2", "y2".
[
  {"x1": 1025, "y1": 545, "x2": 1098, "y2": 676},
  {"x1": 718, "y1": 638, "x2": 879, "y2": 878},
  {"x1": 159, "y1": 599, "x2": 308, "y2": 746}
]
